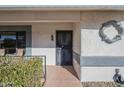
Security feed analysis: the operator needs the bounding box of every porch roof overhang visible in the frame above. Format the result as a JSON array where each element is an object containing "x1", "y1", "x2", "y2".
[
  {"x1": 0, "y1": 5, "x2": 124, "y2": 23},
  {"x1": 0, "y1": 5, "x2": 124, "y2": 11}
]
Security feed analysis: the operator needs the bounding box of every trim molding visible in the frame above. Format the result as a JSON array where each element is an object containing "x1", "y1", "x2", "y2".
[{"x1": 80, "y1": 56, "x2": 124, "y2": 67}]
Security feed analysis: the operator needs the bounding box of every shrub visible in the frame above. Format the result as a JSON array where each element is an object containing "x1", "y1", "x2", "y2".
[{"x1": 0, "y1": 56, "x2": 43, "y2": 87}]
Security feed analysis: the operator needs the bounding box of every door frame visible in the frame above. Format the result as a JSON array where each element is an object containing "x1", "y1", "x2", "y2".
[{"x1": 56, "y1": 30, "x2": 73, "y2": 65}]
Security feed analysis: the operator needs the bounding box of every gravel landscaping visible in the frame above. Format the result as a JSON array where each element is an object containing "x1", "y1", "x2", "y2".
[{"x1": 82, "y1": 82, "x2": 117, "y2": 87}]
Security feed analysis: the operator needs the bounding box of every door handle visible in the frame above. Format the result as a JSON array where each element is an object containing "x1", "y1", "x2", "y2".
[{"x1": 62, "y1": 45, "x2": 64, "y2": 48}]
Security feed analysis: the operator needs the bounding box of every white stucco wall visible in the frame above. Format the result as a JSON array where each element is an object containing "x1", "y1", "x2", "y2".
[
  {"x1": 80, "y1": 11, "x2": 124, "y2": 81},
  {"x1": 81, "y1": 11, "x2": 124, "y2": 56},
  {"x1": 32, "y1": 23, "x2": 73, "y2": 65},
  {"x1": 81, "y1": 67, "x2": 124, "y2": 82},
  {"x1": 73, "y1": 59, "x2": 81, "y2": 80},
  {"x1": 73, "y1": 22, "x2": 81, "y2": 79},
  {"x1": 73, "y1": 22, "x2": 81, "y2": 55}
]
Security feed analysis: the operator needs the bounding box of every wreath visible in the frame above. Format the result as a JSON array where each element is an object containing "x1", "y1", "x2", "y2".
[{"x1": 99, "y1": 20, "x2": 123, "y2": 44}]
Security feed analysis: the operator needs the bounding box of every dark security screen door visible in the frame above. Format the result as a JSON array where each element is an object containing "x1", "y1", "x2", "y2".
[{"x1": 56, "y1": 31, "x2": 72, "y2": 65}]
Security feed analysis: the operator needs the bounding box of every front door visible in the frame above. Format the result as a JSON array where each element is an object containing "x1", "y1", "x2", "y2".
[{"x1": 56, "y1": 31, "x2": 72, "y2": 65}]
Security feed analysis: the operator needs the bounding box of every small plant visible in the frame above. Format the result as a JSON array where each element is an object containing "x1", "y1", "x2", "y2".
[{"x1": 0, "y1": 56, "x2": 43, "y2": 87}]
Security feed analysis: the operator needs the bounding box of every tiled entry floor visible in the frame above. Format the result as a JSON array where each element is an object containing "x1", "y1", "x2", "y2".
[{"x1": 44, "y1": 66, "x2": 82, "y2": 87}]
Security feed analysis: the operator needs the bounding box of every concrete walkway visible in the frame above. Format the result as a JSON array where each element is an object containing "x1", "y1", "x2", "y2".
[{"x1": 44, "y1": 66, "x2": 82, "y2": 87}]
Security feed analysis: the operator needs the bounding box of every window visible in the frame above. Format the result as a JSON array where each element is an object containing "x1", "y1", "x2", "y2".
[
  {"x1": 16, "y1": 31, "x2": 26, "y2": 48},
  {"x1": 0, "y1": 31, "x2": 26, "y2": 55}
]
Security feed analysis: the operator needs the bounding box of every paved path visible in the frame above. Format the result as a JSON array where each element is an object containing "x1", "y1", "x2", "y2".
[{"x1": 44, "y1": 66, "x2": 82, "y2": 87}]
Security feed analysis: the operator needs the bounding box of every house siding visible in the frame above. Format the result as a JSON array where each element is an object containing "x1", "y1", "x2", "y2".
[
  {"x1": 1, "y1": 10, "x2": 124, "y2": 82},
  {"x1": 31, "y1": 23, "x2": 73, "y2": 65},
  {"x1": 80, "y1": 11, "x2": 124, "y2": 81},
  {"x1": 72, "y1": 22, "x2": 81, "y2": 79}
]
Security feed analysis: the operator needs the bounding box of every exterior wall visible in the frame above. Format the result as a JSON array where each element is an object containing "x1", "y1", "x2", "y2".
[
  {"x1": 80, "y1": 11, "x2": 124, "y2": 81},
  {"x1": 73, "y1": 22, "x2": 81, "y2": 79},
  {"x1": 0, "y1": 23, "x2": 73, "y2": 65},
  {"x1": 81, "y1": 67, "x2": 124, "y2": 82},
  {"x1": 32, "y1": 23, "x2": 73, "y2": 65},
  {"x1": 0, "y1": 11, "x2": 80, "y2": 22},
  {"x1": 2, "y1": 10, "x2": 124, "y2": 82},
  {"x1": 81, "y1": 11, "x2": 124, "y2": 56},
  {"x1": 73, "y1": 23, "x2": 81, "y2": 55}
]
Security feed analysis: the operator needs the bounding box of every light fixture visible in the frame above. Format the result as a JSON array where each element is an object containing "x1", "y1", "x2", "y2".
[{"x1": 51, "y1": 35, "x2": 54, "y2": 41}]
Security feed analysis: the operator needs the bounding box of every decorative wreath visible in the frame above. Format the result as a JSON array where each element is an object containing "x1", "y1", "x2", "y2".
[{"x1": 99, "y1": 20, "x2": 123, "y2": 44}]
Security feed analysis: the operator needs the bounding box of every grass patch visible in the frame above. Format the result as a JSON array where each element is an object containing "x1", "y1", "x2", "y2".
[{"x1": 0, "y1": 56, "x2": 43, "y2": 87}]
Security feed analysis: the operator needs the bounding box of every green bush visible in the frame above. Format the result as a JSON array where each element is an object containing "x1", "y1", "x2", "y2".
[{"x1": 0, "y1": 56, "x2": 43, "y2": 87}]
